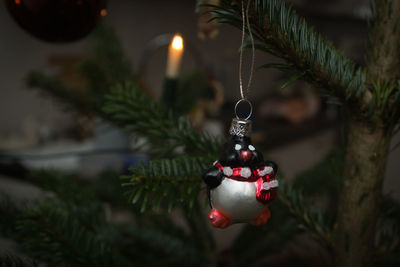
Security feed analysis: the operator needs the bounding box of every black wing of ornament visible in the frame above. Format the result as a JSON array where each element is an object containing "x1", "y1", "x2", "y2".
[{"x1": 202, "y1": 165, "x2": 224, "y2": 189}]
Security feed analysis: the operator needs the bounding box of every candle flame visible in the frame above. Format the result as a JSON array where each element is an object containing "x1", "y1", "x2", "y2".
[{"x1": 171, "y1": 35, "x2": 183, "y2": 50}]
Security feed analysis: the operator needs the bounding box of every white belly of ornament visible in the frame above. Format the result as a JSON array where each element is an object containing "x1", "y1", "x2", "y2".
[{"x1": 210, "y1": 178, "x2": 267, "y2": 223}]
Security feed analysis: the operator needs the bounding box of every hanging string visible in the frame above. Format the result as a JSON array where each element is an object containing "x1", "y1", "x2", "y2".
[{"x1": 238, "y1": 0, "x2": 256, "y2": 100}]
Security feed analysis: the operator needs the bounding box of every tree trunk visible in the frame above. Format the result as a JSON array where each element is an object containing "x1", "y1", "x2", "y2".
[
  {"x1": 334, "y1": 115, "x2": 390, "y2": 267},
  {"x1": 334, "y1": 1, "x2": 400, "y2": 265}
]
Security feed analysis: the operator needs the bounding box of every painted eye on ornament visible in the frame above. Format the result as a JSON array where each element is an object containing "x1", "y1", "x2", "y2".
[
  {"x1": 235, "y1": 144, "x2": 242, "y2": 151},
  {"x1": 248, "y1": 145, "x2": 255, "y2": 151}
]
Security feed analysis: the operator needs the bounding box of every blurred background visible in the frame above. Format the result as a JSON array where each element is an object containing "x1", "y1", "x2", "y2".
[{"x1": 0, "y1": 0, "x2": 399, "y2": 266}]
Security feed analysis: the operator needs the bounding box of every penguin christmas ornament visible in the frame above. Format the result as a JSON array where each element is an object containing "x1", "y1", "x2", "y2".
[
  {"x1": 202, "y1": 110, "x2": 278, "y2": 228},
  {"x1": 202, "y1": 0, "x2": 278, "y2": 228}
]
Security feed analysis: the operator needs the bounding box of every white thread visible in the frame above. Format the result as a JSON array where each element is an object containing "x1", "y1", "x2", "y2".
[{"x1": 238, "y1": 0, "x2": 255, "y2": 100}]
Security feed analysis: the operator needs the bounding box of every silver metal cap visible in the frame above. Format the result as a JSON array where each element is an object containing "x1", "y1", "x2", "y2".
[{"x1": 229, "y1": 118, "x2": 252, "y2": 137}]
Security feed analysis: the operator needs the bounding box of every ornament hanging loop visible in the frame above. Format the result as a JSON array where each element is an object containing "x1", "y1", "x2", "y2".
[
  {"x1": 238, "y1": 0, "x2": 255, "y2": 100},
  {"x1": 234, "y1": 98, "x2": 253, "y2": 120}
]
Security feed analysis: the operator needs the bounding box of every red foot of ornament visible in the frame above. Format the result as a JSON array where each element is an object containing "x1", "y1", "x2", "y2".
[
  {"x1": 208, "y1": 209, "x2": 231, "y2": 228},
  {"x1": 253, "y1": 208, "x2": 271, "y2": 226}
]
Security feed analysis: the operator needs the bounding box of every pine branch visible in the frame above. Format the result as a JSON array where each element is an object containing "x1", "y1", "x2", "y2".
[
  {"x1": 293, "y1": 149, "x2": 343, "y2": 194},
  {"x1": 26, "y1": 24, "x2": 134, "y2": 116},
  {"x1": 14, "y1": 199, "x2": 130, "y2": 267},
  {"x1": 376, "y1": 195, "x2": 400, "y2": 258},
  {"x1": 103, "y1": 81, "x2": 223, "y2": 157},
  {"x1": 122, "y1": 156, "x2": 211, "y2": 212},
  {"x1": 377, "y1": 225, "x2": 400, "y2": 255},
  {"x1": 118, "y1": 225, "x2": 207, "y2": 266},
  {"x1": 369, "y1": 79, "x2": 400, "y2": 131},
  {"x1": 0, "y1": 171, "x2": 131, "y2": 267},
  {"x1": 0, "y1": 194, "x2": 20, "y2": 237},
  {"x1": 375, "y1": 224, "x2": 400, "y2": 266},
  {"x1": 182, "y1": 202, "x2": 216, "y2": 255},
  {"x1": 293, "y1": 149, "x2": 343, "y2": 216},
  {"x1": 0, "y1": 170, "x2": 215, "y2": 266},
  {"x1": 77, "y1": 23, "x2": 134, "y2": 96},
  {"x1": 381, "y1": 195, "x2": 400, "y2": 225},
  {"x1": 208, "y1": 0, "x2": 367, "y2": 103},
  {"x1": 26, "y1": 170, "x2": 113, "y2": 233},
  {"x1": 231, "y1": 202, "x2": 302, "y2": 266},
  {"x1": 112, "y1": 208, "x2": 214, "y2": 266},
  {"x1": 278, "y1": 181, "x2": 334, "y2": 249},
  {"x1": 26, "y1": 71, "x2": 94, "y2": 114},
  {"x1": 274, "y1": 150, "x2": 342, "y2": 250},
  {"x1": 0, "y1": 254, "x2": 37, "y2": 267}
]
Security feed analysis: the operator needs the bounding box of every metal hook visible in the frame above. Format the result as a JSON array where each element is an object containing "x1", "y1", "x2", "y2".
[{"x1": 234, "y1": 99, "x2": 253, "y2": 120}]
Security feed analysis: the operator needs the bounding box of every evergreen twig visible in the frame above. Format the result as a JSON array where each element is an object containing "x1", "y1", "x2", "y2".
[
  {"x1": 15, "y1": 199, "x2": 129, "y2": 267},
  {"x1": 25, "y1": 24, "x2": 134, "y2": 115},
  {"x1": 122, "y1": 156, "x2": 211, "y2": 212},
  {"x1": 103, "y1": 81, "x2": 223, "y2": 157},
  {"x1": 279, "y1": 182, "x2": 334, "y2": 249},
  {"x1": 206, "y1": 0, "x2": 367, "y2": 103},
  {"x1": 0, "y1": 254, "x2": 37, "y2": 267},
  {"x1": 26, "y1": 71, "x2": 93, "y2": 113}
]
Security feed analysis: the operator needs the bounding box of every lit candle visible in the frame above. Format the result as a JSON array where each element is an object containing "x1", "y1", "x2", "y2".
[{"x1": 166, "y1": 34, "x2": 184, "y2": 79}]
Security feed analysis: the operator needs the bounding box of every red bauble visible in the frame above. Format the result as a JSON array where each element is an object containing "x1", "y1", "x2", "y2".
[{"x1": 5, "y1": 0, "x2": 107, "y2": 43}]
